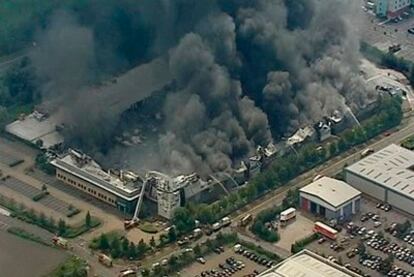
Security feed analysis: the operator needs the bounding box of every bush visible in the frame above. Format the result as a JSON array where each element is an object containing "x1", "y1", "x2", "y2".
[
  {"x1": 35, "y1": 153, "x2": 55, "y2": 175},
  {"x1": 7, "y1": 227, "x2": 51, "y2": 246},
  {"x1": 50, "y1": 256, "x2": 88, "y2": 277},
  {"x1": 239, "y1": 241, "x2": 282, "y2": 262},
  {"x1": 138, "y1": 222, "x2": 158, "y2": 234},
  {"x1": 67, "y1": 208, "x2": 81, "y2": 218},
  {"x1": 32, "y1": 191, "x2": 48, "y2": 201},
  {"x1": 291, "y1": 233, "x2": 320, "y2": 254}
]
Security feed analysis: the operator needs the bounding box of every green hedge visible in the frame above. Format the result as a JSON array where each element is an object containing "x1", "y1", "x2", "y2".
[
  {"x1": 239, "y1": 240, "x2": 282, "y2": 262},
  {"x1": 0, "y1": 194, "x2": 100, "y2": 238},
  {"x1": 291, "y1": 233, "x2": 320, "y2": 254},
  {"x1": 32, "y1": 191, "x2": 49, "y2": 202},
  {"x1": 7, "y1": 226, "x2": 51, "y2": 246}
]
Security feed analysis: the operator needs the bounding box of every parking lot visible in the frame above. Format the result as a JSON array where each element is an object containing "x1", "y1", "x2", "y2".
[
  {"x1": 182, "y1": 246, "x2": 269, "y2": 277},
  {"x1": 0, "y1": 149, "x2": 23, "y2": 167},
  {"x1": 307, "y1": 197, "x2": 414, "y2": 277},
  {"x1": 360, "y1": 5, "x2": 414, "y2": 62},
  {"x1": 0, "y1": 176, "x2": 75, "y2": 216}
]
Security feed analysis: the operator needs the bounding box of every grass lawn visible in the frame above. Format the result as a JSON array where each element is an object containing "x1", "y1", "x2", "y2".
[
  {"x1": 48, "y1": 255, "x2": 88, "y2": 277},
  {"x1": 138, "y1": 221, "x2": 160, "y2": 234}
]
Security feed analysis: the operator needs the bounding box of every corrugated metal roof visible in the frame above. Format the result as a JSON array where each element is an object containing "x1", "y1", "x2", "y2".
[
  {"x1": 299, "y1": 177, "x2": 361, "y2": 208},
  {"x1": 258, "y1": 250, "x2": 361, "y2": 277},
  {"x1": 346, "y1": 144, "x2": 414, "y2": 199}
]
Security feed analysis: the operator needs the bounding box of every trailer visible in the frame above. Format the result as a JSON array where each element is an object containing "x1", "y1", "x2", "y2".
[
  {"x1": 212, "y1": 222, "x2": 222, "y2": 231},
  {"x1": 240, "y1": 214, "x2": 252, "y2": 227},
  {"x1": 280, "y1": 207, "x2": 296, "y2": 226},
  {"x1": 314, "y1": 221, "x2": 338, "y2": 240},
  {"x1": 98, "y1": 253, "x2": 113, "y2": 267}
]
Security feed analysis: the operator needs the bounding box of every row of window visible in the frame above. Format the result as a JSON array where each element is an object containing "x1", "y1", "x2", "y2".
[{"x1": 57, "y1": 172, "x2": 116, "y2": 204}]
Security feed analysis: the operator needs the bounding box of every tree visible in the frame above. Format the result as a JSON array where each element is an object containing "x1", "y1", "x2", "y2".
[
  {"x1": 168, "y1": 255, "x2": 178, "y2": 269},
  {"x1": 329, "y1": 142, "x2": 338, "y2": 156},
  {"x1": 39, "y1": 212, "x2": 47, "y2": 226},
  {"x1": 379, "y1": 254, "x2": 393, "y2": 274},
  {"x1": 41, "y1": 184, "x2": 47, "y2": 192},
  {"x1": 168, "y1": 226, "x2": 177, "y2": 242},
  {"x1": 99, "y1": 234, "x2": 110, "y2": 250},
  {"x1": 85, "y1": 211, "x2": 91, "y2": 228},
  {"x1": 194, "y1": 244, "x2": 201, "y2": 256},
  {"x1": 110, "y1": 237, "x2": 121, "y2": 258},
  {"x1": 357, "y1": 241, "x2": 366, "y2": 257},
  {"x1": 136, "y1": 239, "x2": 147, "y2": 259},
  {"x1": 172, "y1": 207, "x2": 195, "y2": 234},
  {"x1": 127, "y1": 242, "x2": 137, "y2": 259},
  {"x1": 149, "y1": 236, "x2": 156, "y2": 248},
  {"x1": 27, "y1": 208, "x2": 37, "y2": 221},
  {"x1": 121, "y1": 238, "x2": 129, "y2": 256},
  {"x1": 48, "y1": 216, "x2": 56, "y2": 229},
  {"x1": 58, "y1": 219, "x2": 67, "y2": 236}
]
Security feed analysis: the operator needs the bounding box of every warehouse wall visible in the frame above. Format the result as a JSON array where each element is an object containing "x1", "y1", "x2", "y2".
[
  {"x1": 56, "y1": 169, "x2": 118, "y2": 207},
  {"x1": 387, "y1": 190, "x2": 414, "y2": 215},
  {"x1": 345, "y1": 172, "x2": 386, "y2": 201}
]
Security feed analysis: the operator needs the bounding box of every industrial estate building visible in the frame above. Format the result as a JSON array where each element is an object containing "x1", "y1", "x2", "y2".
[
  {"x1": 51, "y1": 150, "x2": 144, "y2": 214},
  {"x1": 258, "y1": 249, "x2": 362, "y2": 277},
  {"x1": 299, "y1": 177, "x2": 361, "y2": 220},
  {"x1": 345, "y1": 144, "x2": 414, "y2": 215},
  {"x1": 50, "y1": 145, "x2": 278, "y2": 219},
  {"x1": 375, "y1": 0, "x2": 412, "y2": 18},
  {"x1": 5, "y1": 111, "x2": 64, "y2": 149}
]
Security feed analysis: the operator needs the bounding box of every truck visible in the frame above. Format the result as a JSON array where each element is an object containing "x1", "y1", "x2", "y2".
[
  {"x1": 233, "y1": 244, "x2": 242, "y2": 252},
  {"x1": 221, "y1": 217, "x2": 231, "y2": 227},
  {"x1": 193, "y1": 228, "x2": 202, "y2": 238},
  {"x1": 98, "y1": 253, "x2": 113, "y2": 267},
  {"x1": 240, "y1": 214, "x2": 252, "y2": 227},
  {"x1": 118, "y1": 269, "x2": 137, "y2": 277},
  {"x1": 212, "y1": 222, "x2": 222, "y2": 232},
  {"x1": 123, "y1": 219, "x2": 139, "y2": 230},
  {"x1": 52, "y1": 236, "x2": 68, "y2": 249},
  {"x1": 361, "y1": 148, "x2": 374, "y2": 157},
  {"x1": 280, "y1": 208, "x2": 296, "y2": 226},
  {"x1": 313, "y1": 221, "x2": 338, "y2": 240}
]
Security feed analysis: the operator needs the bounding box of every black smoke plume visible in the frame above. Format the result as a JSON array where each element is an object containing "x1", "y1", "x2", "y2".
[{"x1": 30, "y1": 0, "x2": 375, "y2": 175}]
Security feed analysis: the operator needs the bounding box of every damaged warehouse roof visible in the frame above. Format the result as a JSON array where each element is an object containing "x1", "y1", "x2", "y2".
[
  {"x1": 5, "y1": 111, "x2": 64, "y2": 149},
  {"x1": 51, "y1": 149, "x2": 143, "y2": 201},
  {"x1": 90, "y1": 56, "x2": 171, "y2": 116}
]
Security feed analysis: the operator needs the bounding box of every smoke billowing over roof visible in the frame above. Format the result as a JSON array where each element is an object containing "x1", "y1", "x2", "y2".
[{"x1": 29, "y1": 0, "x2": 375, "y2": 176}]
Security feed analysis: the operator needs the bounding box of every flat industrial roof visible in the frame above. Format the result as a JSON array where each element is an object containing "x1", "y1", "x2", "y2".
[
  {"x1": 345, "y1": 144, "x2": 414, "y2": 200},
  {"x1": 5, "y1": 113, "x2": 63, "y2": 149},
  {"x1": 51, "y1": 153, "x2": 141, "y2": 201},
  {"x1": 300, "y1": 177, "x2": 361, "y2": 208},
  {"x1": 258, "y1": 249, "x2": 361, "y2": 277}
]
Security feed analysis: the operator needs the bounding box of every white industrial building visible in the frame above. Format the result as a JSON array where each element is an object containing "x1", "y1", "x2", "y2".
[
  {"x1": 258, "y1": 249, "x2": 361, "y2": 277},
  {"x1": 51, "y1": 149, "x2": 143, "y2": 214},
  {"x1": 299, "y1": 177, "x2": 361, "y2": 220},
  {"x1": 345, "y1": 144, "x2": 414, "y2": 214},
  {"x1": 375, "y1": 0, "x2": 412, "y2": 18},
  {"x1": 145, "y1": 171, "x2": 214, "y2": 219},
  {"x1": 5, "y1": 111, "x2": 64, "y2": 149}
]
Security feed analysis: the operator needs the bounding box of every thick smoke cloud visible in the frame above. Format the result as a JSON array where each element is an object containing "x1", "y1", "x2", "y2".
[{"x1": 31, "y1": 0, "x2": 375, "y2": 175}]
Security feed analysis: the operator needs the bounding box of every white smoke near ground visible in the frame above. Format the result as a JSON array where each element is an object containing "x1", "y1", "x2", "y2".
[{"x1": 29, "y1": 0, "x2": 376, "y2": 175}]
